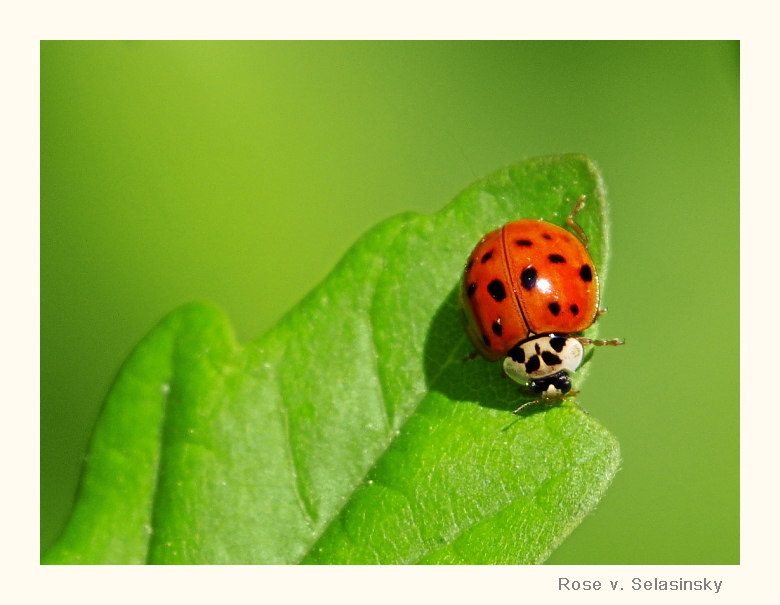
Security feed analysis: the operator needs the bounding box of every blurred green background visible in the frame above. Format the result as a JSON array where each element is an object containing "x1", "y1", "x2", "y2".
[{"x1": 41, "y1": 41, "x2": 739, "y2": 564}]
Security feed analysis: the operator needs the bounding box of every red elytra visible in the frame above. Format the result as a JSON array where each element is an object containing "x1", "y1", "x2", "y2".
[{"x1": 460, "y1": 218, "x2": 599, "y2": 362}]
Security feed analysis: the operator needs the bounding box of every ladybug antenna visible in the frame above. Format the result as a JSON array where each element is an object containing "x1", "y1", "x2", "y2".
[{"x1": 566, "y1": 195, "x2": 589, "y2": 248}]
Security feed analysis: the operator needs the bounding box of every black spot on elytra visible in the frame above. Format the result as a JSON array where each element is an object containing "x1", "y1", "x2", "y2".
[
  {"x1": 487, "y1": 279, "x2": 506, "y2": 302},
  {"x1": 491, "y1": 318, "x2": 503, "y2": 336},
  {"x1": 548, "y1": 302, "x2": 561, "y2": 316},
  {"x1": 570, "y1": 304, "x2": 579, "y2": 316},
  {"x1": 467, "y1": 282, "x2": 477, "y2": 297},
  {"x1": 541, "y1": 351, "x2": 562, "y2": 366},
  {"x1": 516, "y1": 239, "x2": 532, "y2": 247},
  {"x1": 466, "y1": 258, "x2": 474, "y2": 271},
  {"x1": 525, "y1": 355, "x2": 541, "y2": 374},
  {"x1": 549, "y1": 336, "x2": 566, "y2": 352},
  {"x1": 508, "y1": 345, "x2": 525, "y2": 364},
  {"x1": 481, "y1": 250, "x2": 494, "y2": 263},
  {"x1": 542, "y1": 233, "x2": 552, "y2": 240},
  {"x1": 548, "y1": 254, "x2": 566, "y2": 263},
  {"x1": 580, "y1": 264, "x2": 593, "y2": 282},
  {"x1": 521, "y1": 267, "x2": 537, "y2": 290},
  {"x1": 482, "y1": 334, "x2": 490, "y2": 347}
]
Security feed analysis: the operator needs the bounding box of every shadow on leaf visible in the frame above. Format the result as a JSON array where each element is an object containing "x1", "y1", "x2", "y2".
[{"x1": 421, "y1": 282, "x2": 554, "y2": 416}]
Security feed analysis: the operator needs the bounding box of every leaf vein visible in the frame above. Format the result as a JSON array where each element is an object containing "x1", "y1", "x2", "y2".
[{"x1": 274, "y1": 354, "x2": 318, "y2": 529}]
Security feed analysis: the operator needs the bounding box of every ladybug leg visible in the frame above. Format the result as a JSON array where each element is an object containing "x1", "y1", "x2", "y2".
[
  {"x1": 577, "y1": 337, "x2": 625, "y2": 347},
  {"x1": 596, "y1": 308, "x2": 608, "y2": 317},
  {"x1": 462, "y1": 350, "x2": 480, "y2": 362},
  {"x1": 566, "y1": 195, "x2": 589, "y2": 248}
]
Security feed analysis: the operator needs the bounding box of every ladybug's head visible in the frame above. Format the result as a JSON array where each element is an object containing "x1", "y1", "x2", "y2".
[
  {"x1": 502, "y1": 333, "x2": 584, "y2": 393},
  {"x1": 527, "y1": 371, "x2": 572, "y2": 398}
]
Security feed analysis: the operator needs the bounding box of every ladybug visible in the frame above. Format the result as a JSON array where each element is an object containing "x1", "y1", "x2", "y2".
[{"x1": 459, "y1": 197, "x2": 623, "y2": 413}]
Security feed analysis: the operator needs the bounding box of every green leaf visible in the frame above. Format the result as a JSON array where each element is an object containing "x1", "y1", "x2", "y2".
[{"x1": 43, "y1": 154, "x2": 620, "y2": 565}]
